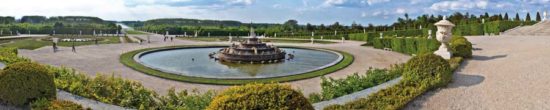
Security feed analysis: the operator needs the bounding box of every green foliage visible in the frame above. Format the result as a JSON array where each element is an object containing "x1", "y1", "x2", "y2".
[
  {"x1": 450, "y1": 36, "x2": 473, "y2": 58},
  {"x1": 0, "y1": 47, "x2": 29, "y2": 64},
  {"x1": 0, "y1": 62, "x2": 56, "y2": 106},
  {"x1": 31, "y1": 98, "x2": 87, "y2": 110},
  {"x1": 449, "y1": 57, "x2": 464, "y2": 70},
  {"x1": 207, "y1": 83, "x2": 314, "y2": 110},
  {"x1": 372, "y1": 37, "x2": 440, "y2": 55},
  {"x1": 0, "y1": 16, "x2": 119, "y2": 35},
  {"x1": 318, "y1": 65, "x2": 403, "y2": 102},
  {"x1": 52, "y1": 67, "x2": 158, "y2": 109},
  {"x1": 157, "y1": 88, "x2": 216, "y2": 110},
  {"x1": 51, "y1": 66, "x2": 215, "y2": 109},
  {"x1": 325, "y1": 54, "x2": 457, "y2": 110},
  {"x1": 403, "y1": 54, "x2": 452, "y2": 88}
]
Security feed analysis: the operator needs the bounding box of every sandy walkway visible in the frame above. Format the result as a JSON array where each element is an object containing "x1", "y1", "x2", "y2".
[
  {"x1": 19, "y1": 34, "x2": 409, "y2": 95},
  {"x1": 406, "y1": 35, "x2": 550, "y2": 109}
]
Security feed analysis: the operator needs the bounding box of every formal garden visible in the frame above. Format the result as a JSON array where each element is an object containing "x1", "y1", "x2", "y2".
[{"x1": 0, "y1": 11, "x2": 542, "y2": 109}]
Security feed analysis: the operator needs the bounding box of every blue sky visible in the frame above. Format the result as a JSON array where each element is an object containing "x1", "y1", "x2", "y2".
[{"x1": 0, "y1": 0, "x2": 549, "y2": 25}]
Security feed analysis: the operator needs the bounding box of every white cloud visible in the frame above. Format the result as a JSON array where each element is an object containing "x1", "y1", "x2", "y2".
[
  {"x1": 366, "y1": 0, "x2": 390, "y2": 5},
  {"x1": 224, "y1": 0, "x2": 254, "y2": 6},
  {"x1": 395, "y1": 8, "x2": 406, "y2": 14},
  {"x1": 322, "y1": 0, "x2": 390, "y2": 7},
  {"x1": 430, "y1": 0, "x2": 488, "y2": 12}
]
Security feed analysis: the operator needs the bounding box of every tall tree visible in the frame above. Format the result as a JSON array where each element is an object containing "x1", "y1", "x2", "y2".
[
  {"x1": 536, "y1": 12, "x2": 542, "y2": 21},
  {"x1": 526, "y1": 13, "x2": 532, "y2": 21},
  {"x1": 305, "y1": 23, "x2": 314, "y2": 31},
  {"x1": 283, "y1": 19, "x2": 298, "y2": 31},
  {"x1": 515, "y1": 13, "x2": 521, "y2": 21},
  {"x1": 504, "y1": 13, "x2": 509, "y2": 21}
]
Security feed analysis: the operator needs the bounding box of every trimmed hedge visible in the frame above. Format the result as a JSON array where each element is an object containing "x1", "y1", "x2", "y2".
[
  {"x1": 403, "y1": 54, "x2": 452, "y2": 88},
  {"x1": 450, "y1": 36, "x2": 473, "y2": 58},
  {"x1": 372, "y1": 37, "x2": 440, "y2": 55},
  {"x1": 207, "y1": 83, "x2": 313, "y2": 110},
  {"x1": 0, "y1": 62, "x2": 56, "y2": 106},
  {"x1": 316, "y1": 65, "x2": 403, "y2": 102},
  {"x1": 324, "y1": 54, "x2": 454, "y2": 110}
]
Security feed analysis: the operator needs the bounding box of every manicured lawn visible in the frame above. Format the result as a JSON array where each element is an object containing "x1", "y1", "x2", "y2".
[
  {"x1": 125, "y1": 30, "x2": 147, "y2": 34},
  {"x1": 120, "y1": 45, "x2": 354, "y2": 85},
  {"x1": 0, "y1": 37, "x2": 121, "y2": 50}
]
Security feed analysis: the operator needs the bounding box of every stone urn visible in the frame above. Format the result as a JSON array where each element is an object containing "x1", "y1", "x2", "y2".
[{"x1": 434, "y1": 18, "x2": 455, "y2": 59}]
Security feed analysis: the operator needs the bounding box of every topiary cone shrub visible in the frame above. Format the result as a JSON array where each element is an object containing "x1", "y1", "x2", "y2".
[
  {"x1": 207, "y1": 83, "x2": 314, "y2": 110},
  {"x1": 450, "y1": 36, "x2": 473, "y2": 58},
  {"x1": 0, "y1": 62, "x2": 56, "y2": 106},
  {"x1": 403, "y1": 54, "x2": 452, "y2": 88}
]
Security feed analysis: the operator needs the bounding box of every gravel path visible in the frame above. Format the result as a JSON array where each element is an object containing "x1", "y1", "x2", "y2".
[
  {"x1": 313, "y1": 77, "x2": 402, "y2": 110},
  {"x1": 405, "y1": 35, "x2": 550, "y2": 109},
  {"x1": 18, "y1": 34, "x2": 409, "y2": 95}
]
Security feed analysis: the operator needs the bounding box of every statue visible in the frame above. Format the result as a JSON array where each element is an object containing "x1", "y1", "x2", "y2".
[
  {"x1": 433, "y1": 16, "x2": 455, "y2": 59},
  {"x1": 428, "y1": 29, "x2": 432, "y2": 39},
  {"x1": 311, "y1": 37, "x2": 314, "y2": 44}
]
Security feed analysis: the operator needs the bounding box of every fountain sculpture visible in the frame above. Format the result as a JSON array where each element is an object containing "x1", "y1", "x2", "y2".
[{"x1": 216, "y1": 28, "x2": 287, "y2": 63}]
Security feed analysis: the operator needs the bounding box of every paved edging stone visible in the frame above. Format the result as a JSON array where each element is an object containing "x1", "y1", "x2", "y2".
[{"x1": 57, "y1": 90, "x2": 133, "y2": 110}]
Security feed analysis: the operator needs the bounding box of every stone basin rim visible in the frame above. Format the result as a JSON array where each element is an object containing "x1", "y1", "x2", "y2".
[{"x1": 132, "y1": 46, "x2": 344, "y2": 80}]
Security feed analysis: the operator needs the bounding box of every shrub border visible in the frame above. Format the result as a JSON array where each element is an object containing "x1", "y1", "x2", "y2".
[{"x1": 120, "y1": 45, "x2": 354, "y2": 85}]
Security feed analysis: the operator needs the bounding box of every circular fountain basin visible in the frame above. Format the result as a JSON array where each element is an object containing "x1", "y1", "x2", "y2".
[{"x1": 135, "y1": 47, "x2": 342, "y2": 79}]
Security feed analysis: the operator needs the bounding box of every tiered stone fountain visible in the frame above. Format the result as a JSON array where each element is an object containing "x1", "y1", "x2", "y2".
[{"x1": 217, "y1": 28, "x2": 287, "y2": 63}]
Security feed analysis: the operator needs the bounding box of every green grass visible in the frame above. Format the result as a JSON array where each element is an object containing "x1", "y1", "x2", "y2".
[
  {"x1": 178, "y1": 37, "x2": 337, "y2": 44},
  {"x1": 0, "y1": 37, "x2": 121, "y2": 50},
  {"x1": 125, "y1": 30, "x2": 147, "y2": 35},
  {"x1": 120, "y1": 45, "x2": 354, "y2": 85},
  {"x1": 0, "y1": 39, "x2": 51, "y2": 50}
]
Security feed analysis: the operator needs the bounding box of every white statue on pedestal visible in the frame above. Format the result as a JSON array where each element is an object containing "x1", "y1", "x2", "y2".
[
  {"x1": 341, "y1": 37, "x2": 345, "y2": 43},
  {"x1": 379, "y1": 32, "x2": 383, "y2": 39},
  {"x1": 229, "y1": 36, "x2": 233, "y2": 42},
  {"x1": 434, "y1": 17, "x2": 455, "y2": 60},
  {"x1": 311, "y1": 37, "x2": 314, "y2": 44}
]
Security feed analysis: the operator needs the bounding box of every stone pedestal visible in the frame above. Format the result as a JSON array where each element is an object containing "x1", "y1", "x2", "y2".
[{"x1": 434, "y1": 44, "x2": 451, "y2": 59}]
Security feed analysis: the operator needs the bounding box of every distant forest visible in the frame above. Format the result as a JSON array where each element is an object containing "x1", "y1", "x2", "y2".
[
  {"x1": 0, "y1": 16, "x2": 121, "y2": 35},
  {"x1": 121, "y1": 12, "x2": 540, "y2": 37}
]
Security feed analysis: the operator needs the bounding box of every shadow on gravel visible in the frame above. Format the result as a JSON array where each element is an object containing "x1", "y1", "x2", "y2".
[
  {"x1": 404, "y1": 59, "x2": 484, "y2": 110},
  {"x1": 472, "y1": 54, "x2": 507, "y2": 61},
  {"x1": 473, "y1": 48, "x2": 483, "y2": 51}
]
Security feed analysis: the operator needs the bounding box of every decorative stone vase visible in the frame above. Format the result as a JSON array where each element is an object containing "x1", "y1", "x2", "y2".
[{"x1": 434, "y1": 18, "x2": 455, "y2": 59}]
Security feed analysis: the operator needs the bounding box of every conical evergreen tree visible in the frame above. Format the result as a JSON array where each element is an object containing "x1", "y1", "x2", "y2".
[
  {"x1": 515, "y1": 13, "x2": 521, "y2": 21},
  {"x1": 526, "y1": 13, "x2": 531, "y2": 21},
  {"x1": 504, "y1": 13, "x2": 509, "y2": 21},
  {"x1": 536, "y1": 12, "x2": 542, "y2": 21}
]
